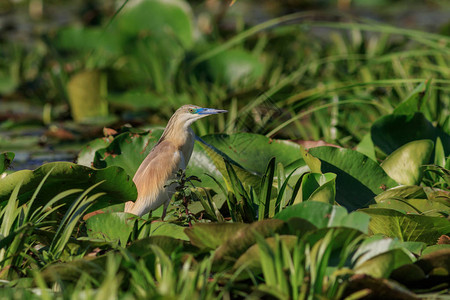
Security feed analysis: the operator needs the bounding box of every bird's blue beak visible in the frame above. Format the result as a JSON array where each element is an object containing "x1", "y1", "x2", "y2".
[{"x1": 197, "y1": 108, "x2": 228, "y2": 115}]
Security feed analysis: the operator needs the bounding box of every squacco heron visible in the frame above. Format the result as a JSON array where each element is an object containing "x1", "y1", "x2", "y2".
[{"x1": 124, "y1": 104, "x2": 227, "y2": 219}]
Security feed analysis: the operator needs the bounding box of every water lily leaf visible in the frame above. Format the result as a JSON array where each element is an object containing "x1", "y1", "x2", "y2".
[
  {"x1": 422, "y1": 244, "x2": 450, "y2": 256},
  {"x1": 0, "y1": 162, "x2": 136, "y2": 214},
  {"x1": 370, "y1": 198, "x2": 450, "y2": 216},
  {"x1": 0, "y1": 152, "x2": 14, "y2": 173},
  {"x1": 391, "y1": 249, "x2": 450, "y2": 292},
  {"x1": 343, "y1": 276, "x2": 418, "y2": 299},
  {"x1": 41, "y1": 255, "x2": 108, "y2": 283},
  {"x1": 360, "y1": 208, "x2": 450, "y2": 245},
  {"x1": 214, "y1": 219, "x2": 288, "y2": 264},
  {"x1": 352, "y1": 237, "x2": 421, "y2": 266},
  {"x1": 150, "y1": 222, "x2": 189, "y2": 241},
  {"x1": 297, "y1": 172, "x2": 336, "y2": 204},
  {"x1": 233, "y1": 235, "x2": 298, "y2": 271},
  {"x1": 94, "y1": 129, "x2": 163, "y2": 177},
  {"x1": 274, "y1": 202, "x2": 370, "y2": 234},
  {"x1": 356, "y1": 133, "x2": 376, "y2": 161},
  {"x1": 127, "y1": 236, "x2": 187, "y2": 257},
  {"x1": 200, "y1": 133, "x2": 304, "y2": 176},
  {"x1": 67, "y1": 70, "x2": 109, "y2": 123},
  {"x1": 306, "y1": 147, "x2": 398, "y2": 210},
  {"x1": 371, "y1": 112, "x2": 450, "y2": 156},
  {"x1": 381, "y1": 140, "x2": 434, "y2": 185},
  {"x1": 184, "y1": 223, "x2": 248, "y2": 250},
  {"x1": 197, "y1": 137, "x2": 261, "y2": 192},
  {"x1": 300, "y1": 146, "x2": 321, "y2": 173},
  {"x1": 77, "y1": 137, "x2": 113, "y2": 167},
  {"x1": 85, "y1": 212, "x2": 138, "y2": 246},
  {"x1": 355, "y1": 248, "x2": 414, "y2": 278},
  {"x1": 375, "y1": 185, "x2": 427, "y2": 202}
]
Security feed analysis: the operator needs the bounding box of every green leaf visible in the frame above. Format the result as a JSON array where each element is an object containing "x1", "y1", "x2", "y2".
[
  {"x1": 214, "y1": 219, "x2": 288, "y2": 264},
  {"x1": 356, "y1": 133, "x2": 376, "y2": 161},
  {"x1": 355, "y1": 249, "x2": 414, "y2": 278},
  {"x1": 117, "y1": 0, "x2": 194, "y2": 49},
  {"x1": 200, "y1": 133, "x2": 305, "y2": 176},
  {"x1": 94, "y1": 129, "x2": 163, "y2": 178},
  {"x1": 393, "y1": 81, "x2": 429, "y2": 115},
  {"x1": 375, "y1": 185, "x2": 427, "y2": 203},
  {"x1": 308, "y1": 147, "x2": 398, "y2": 210},
  {"x1": 67, "y1": 70, "x2": 109, "y2": 123},
  {"x1": 77, "y1": 136, "x2": 113, "y2": 167},
  {"x1": 233, "y1": 235, "x2": 298, "y2": 272},
  {"x1": 85, "y1": 212, "x2": 139, "y2": 246},
  {"x1": 274, "y1": 202, "x2": 370, "y2": 234},
  {"x1": 0, "y1": 162, "x2": 136, "y2": 214},
  {"x1": 204, "y1": 48, "x2": 264, "y2": 89},
  {"x1": 360, "y1": 208, "x2": 450, "y2": 245},
  {"x1": 300, "y1": 146, "x2": 321, "y2": 173},
  {"x1": 149, "y1": 222, "x2": 189, "y2": 241},
  {"x1": 197, "y1": 137, "x2": 261, "y2": 192},
  {"x1": 0, "y1": 152, "x2": 14, "y2": 174},
  {"x1": 381, "y1": 140, "x2": 434, "y2": 185},
  {"x1": 184, "y1": 223, "x2": 248, "y2": 250},
  {"x1": 371, "y1": 112, "x2": 450, "y2": 156},
  {"x1": 298, "y1": 173, "x2": 336, "y2": 204}
]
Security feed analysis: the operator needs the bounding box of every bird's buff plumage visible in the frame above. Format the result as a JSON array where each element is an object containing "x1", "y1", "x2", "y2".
[{"x1": 124, "y1": 104, "x2": 227, "y2": 219}]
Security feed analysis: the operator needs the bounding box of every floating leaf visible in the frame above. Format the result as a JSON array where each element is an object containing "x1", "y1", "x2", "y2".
[
  {"x1": 184, "y1": 223, "x2": 248, "y2": 250},
  {"x1": 200, "y1": 133, "x2": 304, "y2": 176},
  {"x1": 93, "y1": 129, "x2": 163, "y2": 177},
  {"x1": 371, "y1": 112, "x2": 450, "y2": 156},
  {"x1": 361, "y1": 208, "x2": 450, "y2": 245},
  {"x1": 85, "y1": 212, "x2": 138, "y2": 246},
  {"x1": 274, "y1": 201, "x2": 370, "y2": 234},
  {"x1": 297, "y1": 172, "x2": 336, "y2": 204},
  {"x1": 0, "y1": 162, "x2": 136, "y2": 214},
  {"x1": 307, "y1": 147, "x2": 398, "y2": 210},
  {"x1": 355, "y1": 248, "x2": 414, "y2": 278},
  {"x1": 381, "y1": 140, "x2": 434, "y2": 185},
  {"x1": 150, "y1": 222, "x2": 189, "y2": 241}
]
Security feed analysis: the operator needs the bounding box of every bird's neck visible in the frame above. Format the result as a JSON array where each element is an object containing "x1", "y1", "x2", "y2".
[{"x1": 159, "y1": 118, "x2": 195, "y2": 149}]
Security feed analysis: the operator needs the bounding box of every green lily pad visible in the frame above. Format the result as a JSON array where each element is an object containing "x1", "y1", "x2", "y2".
[
  {"x1": 184, "y1": 223, "x2": 248, "y2": 250},
  {"x1": 85, "y1": 212, "x2": 138, "y2": 246},
  {"x1": 201, "y1": 133, "x2": 303, "y2": 176},
  {"x1": 94, "y1": 129, "x2": 163, "y2": 178},
  {"x1": 381, "y1": 140, "x2": 434, "y2": 185},
  {"x1": 274, "y1": 201, "x2": 370, "y2": 234},
  {"x1": 297, "y1": 172, "x2": 336, "y2": 204},
  {"x1": 0, "y1": 162, "x2": 136, "y2": 213},
  {"x1": 355, "y1": 248, "x2": 414, "y2": 278},
  {"x1": 307, "y1": 147, "x2": 398, "y2": 210},
  {"x1": 360, "y1": 208, "x2": 450, "y2": 245},
  {"x1": 371, "y1": 112, "x2": 450, "y2": 156},
  {"x1": 150, "y1": 222, "x2": 189, "y2": 241}
]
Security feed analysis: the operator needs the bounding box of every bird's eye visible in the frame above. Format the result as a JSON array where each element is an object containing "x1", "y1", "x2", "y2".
[{"x1": 188, "y1": 108, "x2": 195, "y2": 113}]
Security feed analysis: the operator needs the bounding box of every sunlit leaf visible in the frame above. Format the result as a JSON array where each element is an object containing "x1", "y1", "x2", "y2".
[{"x1": 381, "y1": 140, "x2": 434, "y2": 185}]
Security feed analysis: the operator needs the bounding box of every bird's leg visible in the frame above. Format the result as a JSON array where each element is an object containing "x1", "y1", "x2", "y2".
[{"x1": 161, "y1": 200, "x2": 170, "y2": 221}]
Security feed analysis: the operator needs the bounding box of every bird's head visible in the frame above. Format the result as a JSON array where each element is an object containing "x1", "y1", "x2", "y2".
[{"x1": 174, "y1": 104, "x2": 227, "y2": 127}]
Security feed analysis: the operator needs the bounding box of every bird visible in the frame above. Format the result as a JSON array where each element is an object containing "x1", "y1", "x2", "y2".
[{"x1": 124, "y1": 104, "x2": 227, "y2": 219}]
